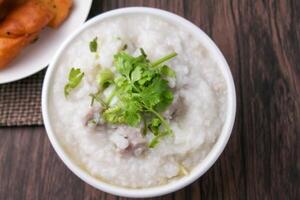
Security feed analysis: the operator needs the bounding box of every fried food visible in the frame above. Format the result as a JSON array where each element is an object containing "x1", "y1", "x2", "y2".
[
  {"x1": 0, "y1": 9, "x2": 6, "y2": 22},
  {"x1": 0, "y1": 0, "x2": 26, "y2": 21},
  {"x1": 0, "y1": 0, "x2": 4, "y2": 4},
  {"x1": 0, "y1": 0, "x2": 26, "y2": 6},
  {"x1": 0, "y1": 0, "x2": 10, "y2": 21},
  {"x1": 39, "y1": 0, "x2": 73, "y2": 28},
  {"x1": 0, "y1": 0, "x2": 5, "y2": 7},
  {"x1": 0, "y1": 0, "x2": 73, "y2": 69},
  {"x1": 0, "y1": 1, "x2": 54, "y2": 68},
  {"x1": 0, "y1": 33, "x2": 38, "y2": 69},
  {"x1": 0, "y1": 1, "x2": 54, "y2": 38}
]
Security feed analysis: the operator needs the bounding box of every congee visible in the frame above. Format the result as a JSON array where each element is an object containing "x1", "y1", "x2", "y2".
[{"x1": 49, "y1": 14, "x2": 227, "y2": 188}]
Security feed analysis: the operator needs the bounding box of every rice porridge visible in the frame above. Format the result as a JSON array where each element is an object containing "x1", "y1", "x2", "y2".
[{"x1": 48, "y1": 14, "x2": 228, "y2": 188}]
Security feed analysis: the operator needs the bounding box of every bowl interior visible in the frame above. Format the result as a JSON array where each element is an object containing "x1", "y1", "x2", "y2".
[{"x1": 42, "y1": 7, "x2": 236, "y2": 198}]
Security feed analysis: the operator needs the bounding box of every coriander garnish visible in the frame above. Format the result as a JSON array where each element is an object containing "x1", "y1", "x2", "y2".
[
  {"x1": 94, "y1": 49, "x2": 177, "y2": 147},
  {"x1": 151, "y1": 52, "x2": 177, "y2": 67},
  {"x1": 64, "y1": 68, "x2": 84, "y2": 97},
  {"x1": 96, "y1": 68, "x2": 114, "y2": 90},
  {"x1": 89, "y1": 37, "x2": 98, "y2": 52}
]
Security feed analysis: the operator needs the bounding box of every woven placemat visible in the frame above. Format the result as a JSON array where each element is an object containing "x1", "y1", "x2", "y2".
[{"x1": 0, "y1": 70, "x2": 45, "y2": 126}]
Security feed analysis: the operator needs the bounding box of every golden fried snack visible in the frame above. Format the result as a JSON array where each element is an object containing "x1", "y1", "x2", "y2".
[
  {"x1": 0, "y1": 0, "x2": 4, "y2": 7},
  {"x1": 0, "y1": 10, "x2": 6, "y2": 22},
  {"x1": 0, "y1": 0, "x2": 73, "y2": 69},
  {"x1": 0, "y1": 0, "x2": 10, "y2": 21},
  {"x1": 39, "y1": 0, "x2": 73, "y2": 28},
  {"x1": 0, "y1": 1, "x2": 54, "y2": 38},
  {"x1": 0, "y1": 33, "x2": 38, "y2": 69},
  {"x1": 0, "y1": 0, "x2": 25, "y2": 6},
  {"x1": 0, "y1": 0, "x2": 27, "y2": 22}
]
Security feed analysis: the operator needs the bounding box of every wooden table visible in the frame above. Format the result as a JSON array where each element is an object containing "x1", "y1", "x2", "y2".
[{"x1": 0, "y1": 0, "x2": 299, "y2": 199}]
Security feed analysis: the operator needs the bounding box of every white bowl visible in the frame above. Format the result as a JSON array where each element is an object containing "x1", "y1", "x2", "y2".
[{"x1": 42, "y1": 7, "x2": 236, "y2": 198}]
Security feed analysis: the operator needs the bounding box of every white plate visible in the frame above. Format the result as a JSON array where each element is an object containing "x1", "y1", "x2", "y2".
[{"x1": 0, "y1": 0, "x2": 92, "y2": 84}]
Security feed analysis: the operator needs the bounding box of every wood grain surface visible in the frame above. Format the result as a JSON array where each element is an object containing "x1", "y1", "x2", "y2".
[{"x1": 0, "y1": 0, "x2": 299, "y2": 199}]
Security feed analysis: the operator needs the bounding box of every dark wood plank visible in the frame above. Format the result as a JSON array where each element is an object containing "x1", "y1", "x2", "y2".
[
  {"x1": 234, "y1": 0, "x2": 300, "y2": 199},
  {"x1": 0, "y1": 0, "x2": 299, "y2": 199}
]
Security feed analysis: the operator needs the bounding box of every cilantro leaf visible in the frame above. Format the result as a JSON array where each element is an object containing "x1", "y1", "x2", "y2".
[
  {"x1": 91, "y1": 48, "x2": 177, "y2": 147},
  {"x1": 159, "y1": 65, "x2": 176, "y2": 77},
  {"x1": 148, "y1": 118, "x2": 161, "y2": 136},
  {"x1": 103, "y1": 106, "x2": 125, "y2": 124},
  {"x1": 114, "y1": 51, "x2": 135, "y2": 77},
  {"x1": 137, "y1": 70, "x2": 155, "y2": 85},
  {"x1": 148, "y1": 131, "x2": 169, "y2": 148},
  {"x1": 89, "y1": 37, "x2": 98, "y2": 52},
  {"x1": 155, "y1": 89, "x2": 174, "y2": 112},
  {"x1": 103, "y1": 99, "x2": 141, "y2": 126},
  {"x1": 139, "y1": 77, "x2": 172, "y2": 110},
  {"x1": 64, "y1": 68, "x2": 84, "y2": 97},
  {"x1": 97, "y1": 68, "x2": 114, "y2": 89},
  {"x1": 123, "y1": 100, "x2": 142, "y2": 126},
  {"x1": 130, "y1": 66, "x2": 142, "y2": 82}
]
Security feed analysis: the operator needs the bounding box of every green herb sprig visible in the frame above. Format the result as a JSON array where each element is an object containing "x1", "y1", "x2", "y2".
[
  {"x1": 64, "y1": 68, "x2": 84, "y2": 97},
  {"x1": 89, "y1": 37, "x2": 98, "y2": 52},
  {"x1": 94, "y1": 49, "x2": 177, "y2": 147}
]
